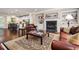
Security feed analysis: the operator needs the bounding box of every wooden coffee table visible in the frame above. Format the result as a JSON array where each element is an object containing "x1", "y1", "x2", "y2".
[{"x1": 26, "y1": 31, "x2": 46, "y2": 45}]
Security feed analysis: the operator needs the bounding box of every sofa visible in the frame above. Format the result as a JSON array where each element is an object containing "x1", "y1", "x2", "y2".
[
  {"x1": 69, "y1": 26, "x2": 79, "y2": 35},
  {"x1": 51, "y1": 26, "x2": 79, "y2": 50}
]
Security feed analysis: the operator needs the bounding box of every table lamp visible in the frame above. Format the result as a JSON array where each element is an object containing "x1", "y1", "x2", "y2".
[{"x1": 65, "y1": 14, "x2": 74, "y2": 27}]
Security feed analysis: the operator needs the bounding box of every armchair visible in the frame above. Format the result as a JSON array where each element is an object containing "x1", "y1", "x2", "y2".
[
  {"x1": 26, "y1": 24, "x2": 37, "y2": 32},
  {"x1": 51, "y1": 27, "x2": 79, "y2": 50},
  {"x1": 51, "y1": 40, "x2": 79, "y2": 50}
]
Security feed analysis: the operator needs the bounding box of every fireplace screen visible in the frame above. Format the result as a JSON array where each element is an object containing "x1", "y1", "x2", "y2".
[{"x1": 46, "y1": 21, "x2": 57, "y2": 32}]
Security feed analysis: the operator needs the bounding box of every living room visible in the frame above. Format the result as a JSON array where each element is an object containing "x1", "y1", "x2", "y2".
[{"x1": 0, "y1": 8, "x2": 79, "y2": 50}]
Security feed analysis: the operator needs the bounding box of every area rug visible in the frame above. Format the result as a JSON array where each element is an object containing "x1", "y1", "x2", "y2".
[{"x1": 2, "y1": 33, "x2": 59, "y2": 50}]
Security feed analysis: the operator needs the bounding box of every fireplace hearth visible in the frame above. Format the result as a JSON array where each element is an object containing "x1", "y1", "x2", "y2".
[{"x1": 46, "y1": 21, "x2": 57, "y2": 32}]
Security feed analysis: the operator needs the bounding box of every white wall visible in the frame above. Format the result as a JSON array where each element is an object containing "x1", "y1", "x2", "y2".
[
  {"x1": 34, "y1": 8, "x2": 79, "y2": 32},
  {"x1": 77, "y1": 10, "x2": 79, "y2": 24},
  {"x1": 0, "y1": 16, "x2": 5, "y2": 28}
]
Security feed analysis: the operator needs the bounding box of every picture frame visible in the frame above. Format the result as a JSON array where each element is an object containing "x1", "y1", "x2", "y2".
[{"x1": 45, "y1": 13, "x2": 58, "y2": 19}]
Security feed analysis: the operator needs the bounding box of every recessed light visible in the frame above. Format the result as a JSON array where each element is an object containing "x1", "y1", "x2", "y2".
[
  {"x1": 11, "y1": 11, "x2": 14, "y2": 13},
  {"x1": 15, "y1": 9, "x2": 18, "y2": 12},
  {"x1": 34, "y1": 9, "x2": 38, "y2": 11}
]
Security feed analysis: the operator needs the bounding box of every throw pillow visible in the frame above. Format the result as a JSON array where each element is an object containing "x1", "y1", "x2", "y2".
[
  {"x1": 69, "y1": 33, "x2": 79, "y2": 45},
  {"x1": 63, "y1": 28, "x2": 70, "y2": 33}
]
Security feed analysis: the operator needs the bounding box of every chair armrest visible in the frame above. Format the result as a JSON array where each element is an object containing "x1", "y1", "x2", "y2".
[{"x1": 51, "y1": 40, "x2": 77, "y2": 50}]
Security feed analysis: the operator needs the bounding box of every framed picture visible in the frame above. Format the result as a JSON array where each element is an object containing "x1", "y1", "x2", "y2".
[{"x1": 45, "y1": 13, "x2": 58, "y2": 19}]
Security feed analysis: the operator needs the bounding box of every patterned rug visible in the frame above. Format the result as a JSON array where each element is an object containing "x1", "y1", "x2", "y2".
[{"x1": 3, "y1": 33, "x2": 59, "y2": 50}]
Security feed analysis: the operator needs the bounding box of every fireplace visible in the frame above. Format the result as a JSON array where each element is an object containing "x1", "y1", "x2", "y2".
[{"x1": 46, "y1": 21, "x2": 57, "y2": 32}]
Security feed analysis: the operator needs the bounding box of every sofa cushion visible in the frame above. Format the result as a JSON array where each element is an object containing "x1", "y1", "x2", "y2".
[
  {"x1": 51, "y1": 40, "x2": 79, "y2": 50},
  {"x1": 63, "y1": 28, "x2": 70, "y2": 33},
  {"x1": 69, "y1": 33, "x2": 79, "y2": 45},
  {"x1": 69, "y1": 26, "x2": 79, "y2": 34}
]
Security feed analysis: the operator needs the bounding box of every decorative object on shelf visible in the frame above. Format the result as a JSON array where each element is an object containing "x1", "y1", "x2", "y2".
[
  {"x1": 46, "y1": 13, "x2": 58, "y2": 19},
  {"x1": 38, "y1": 13, "x2": 45, "y2": 24},
  {"x1": 65, "y1": 14, "x2": 74, "y2": 27}
]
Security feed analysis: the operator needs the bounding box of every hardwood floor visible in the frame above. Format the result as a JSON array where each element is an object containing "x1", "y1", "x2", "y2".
[
  {"x1": 0, "y1": 44, "x2": 4, "y2": 50},
  {"x1": 3, "y1": 29, "x2": 18, "y2": 41},
  {"x1": 0, "y1": 29, "x2": 19, "y2": 50}
]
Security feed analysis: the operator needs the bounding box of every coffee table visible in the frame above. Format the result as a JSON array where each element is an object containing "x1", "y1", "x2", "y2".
[{"x1": 26, "y1": 31, "x2": 46, "y2": 45}]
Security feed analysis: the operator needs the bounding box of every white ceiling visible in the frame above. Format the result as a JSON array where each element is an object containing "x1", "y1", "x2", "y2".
[
  {"x1": 0, "y1": 8, "x2": 51, "y2": 16},
  {"x1": 0, "y1": 8, "x2": 78, "y2": 16}
]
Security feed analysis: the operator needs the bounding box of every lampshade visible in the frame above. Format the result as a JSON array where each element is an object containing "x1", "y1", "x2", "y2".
[{"x1": 65, "y1": 14, "x2": 74, "y2": 20}]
